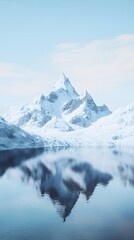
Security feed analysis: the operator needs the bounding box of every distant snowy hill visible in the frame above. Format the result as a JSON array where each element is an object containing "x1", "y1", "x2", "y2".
[
  {"x1": 4, "y1": 73, "x2": 111, "y2": 131},
  {"x1": 82, "y1": 102, "x2": 134, "y2": 146},
  {"x1": 0, "y1": 117, "x2": 44, "y2": 150}
]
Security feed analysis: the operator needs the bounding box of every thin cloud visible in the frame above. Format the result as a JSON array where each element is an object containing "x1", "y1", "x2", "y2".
[
  {"x1": 0, "y1": 62, "x2": 35, "y2": 78},
  {"x1": 51, "y1": 34, "x2": 134, "y2": 93}
]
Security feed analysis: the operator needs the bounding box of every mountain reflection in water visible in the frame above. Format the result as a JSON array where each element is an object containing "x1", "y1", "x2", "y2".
[
  {"x1": 0, "y1": 147, "x2": 134, "y2": 222},
  {"x1": 21, "y1": 159, "x2": 112, "y2": 221}
]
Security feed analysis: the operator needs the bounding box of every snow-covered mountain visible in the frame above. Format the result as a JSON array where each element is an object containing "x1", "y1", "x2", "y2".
[
  {"x1": 0, "y1": 117, "x2": 44, "y2": 150},
  {"x1": 4, "y1": 73, "x2": 111, "y2": 131}
]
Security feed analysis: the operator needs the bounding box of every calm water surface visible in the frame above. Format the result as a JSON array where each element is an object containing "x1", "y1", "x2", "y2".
[{"x1": 0, "y1": 147, "x2": 134, "y2": 240}]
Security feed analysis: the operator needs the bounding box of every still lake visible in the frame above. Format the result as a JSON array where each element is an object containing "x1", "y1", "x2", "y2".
[{"x1": 0, "y1": 147, "x2": 134, "y2": 240}]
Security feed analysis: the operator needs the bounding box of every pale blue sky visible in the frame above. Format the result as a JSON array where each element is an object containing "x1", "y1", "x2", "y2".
[{"x1": 0, "y1": 0, "x2": 134, "y2": 113}]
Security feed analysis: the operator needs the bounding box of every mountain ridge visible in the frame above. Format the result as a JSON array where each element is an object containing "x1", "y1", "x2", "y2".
[{"x1": 4, "y1": 74, "x2": 111, "y2": 130}]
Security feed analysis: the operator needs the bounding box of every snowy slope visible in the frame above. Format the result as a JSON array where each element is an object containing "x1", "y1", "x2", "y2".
[
  {"x1": 43, "y1": 117, "x2": 74, "y2": 132},
  {"x1": 0, "y1": 117, "x2": 44, "y2": 150},
  {"x1": 83, "y1": 102, "x2": 134, "y2": 146},
  {"x1": 4, "y1": 73, "x2": 111, "y2": 131}
]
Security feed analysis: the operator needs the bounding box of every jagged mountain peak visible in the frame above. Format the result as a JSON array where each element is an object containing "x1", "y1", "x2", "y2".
[
  {"x1": 79, "y1": 91, "x2": 98, "y2": 112},
  {"x1": 53, "y1": 73, "x2": 79, "y2": 97},
  {"x1": 54, "y1": 73, "x2": 70, "y2": 90},
  {"x1": 59, "y1": 72, "x2": 68, "y2": 82},
  {"x1": 81, "y1": 91, "x2": 93, "y2": 100}
]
